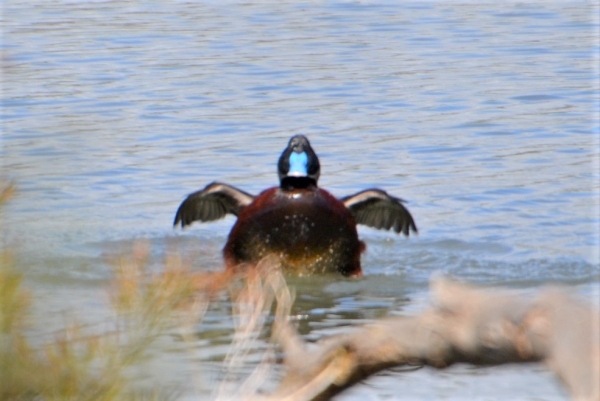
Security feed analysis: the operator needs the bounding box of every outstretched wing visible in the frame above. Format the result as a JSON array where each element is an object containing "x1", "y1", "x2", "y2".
[
  {"x1": 173, "y1": 182, "x2": 254, "y2": 228},
  {"x1": 341, "y1": 189, "x2": 417, "y2": 236}
]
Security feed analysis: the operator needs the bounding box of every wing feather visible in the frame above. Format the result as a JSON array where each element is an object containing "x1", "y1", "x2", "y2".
[
  {"x1": 341, "y1": 188, "x2": 417, "y2": 236},
  {"x1": 173, "y1": 182, "x2": 254, "y2": 228}
]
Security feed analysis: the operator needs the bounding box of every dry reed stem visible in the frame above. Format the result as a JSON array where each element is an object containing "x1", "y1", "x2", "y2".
[{"x1": 214, "y1": 256, "x2": 294, "y2": 401}]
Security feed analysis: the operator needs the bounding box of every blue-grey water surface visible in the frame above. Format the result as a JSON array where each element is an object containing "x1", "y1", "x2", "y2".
[{"x1": 2, "y1": 1, "x2": 599, "y2": 400}]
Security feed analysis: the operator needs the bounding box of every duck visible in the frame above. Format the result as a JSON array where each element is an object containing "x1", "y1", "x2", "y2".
[{"x1": 173, "y1": 135, "x2": 417, "y2": 276}]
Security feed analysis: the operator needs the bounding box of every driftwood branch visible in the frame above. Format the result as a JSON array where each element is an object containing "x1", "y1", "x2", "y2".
[{"x1": 268, "y1": 277, "x2": 599, "y2": 401}]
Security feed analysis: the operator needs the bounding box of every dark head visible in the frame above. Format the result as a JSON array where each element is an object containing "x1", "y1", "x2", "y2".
[{"x1": 277, "y1": 135, "x2": 320, "y2": 188}]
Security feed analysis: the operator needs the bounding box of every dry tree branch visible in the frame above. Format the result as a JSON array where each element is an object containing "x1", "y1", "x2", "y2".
[{"x1": 266, "y1": 276, "x2": 599, "y2": 401}]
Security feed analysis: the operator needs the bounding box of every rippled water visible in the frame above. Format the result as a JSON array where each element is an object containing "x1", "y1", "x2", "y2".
[{"x1": 2, "y1": 1, "x2": 599, "y2": 400}]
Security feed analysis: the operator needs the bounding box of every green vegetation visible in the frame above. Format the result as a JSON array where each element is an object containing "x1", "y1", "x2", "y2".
[
  {"x1": 0, "y1": 240, "x2": 201, "y2": 400},
  {"x1": 0, "y1": 183, "x2": 290, "y2": 400},
  {"x1": 0, "y1": 185, "x2": 214, "y2": 399}
]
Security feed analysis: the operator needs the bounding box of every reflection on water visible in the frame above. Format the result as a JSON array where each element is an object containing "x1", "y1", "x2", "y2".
[{"x1": 2, "y1": 1, "x2": 599, "y2": 399}]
